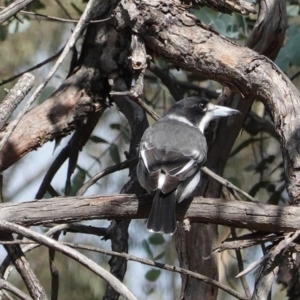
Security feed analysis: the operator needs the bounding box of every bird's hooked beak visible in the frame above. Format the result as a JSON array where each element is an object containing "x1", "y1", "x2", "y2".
[
  {"x1": 208, "y1": 103, "x2": 240, "y2": 118},
  {"x1": 197, "y1": 103, "x2": 240, "y2": 133}
]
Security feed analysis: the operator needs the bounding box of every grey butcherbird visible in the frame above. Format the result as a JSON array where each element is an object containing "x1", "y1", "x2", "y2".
[{"x1": 137, "y1": 97, "x2": 239, "y2": 234}]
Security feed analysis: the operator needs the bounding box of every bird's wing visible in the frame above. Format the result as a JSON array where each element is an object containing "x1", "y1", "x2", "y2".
[{"x1": 138, "y1": 120, "x2": 207, "y2": 195}]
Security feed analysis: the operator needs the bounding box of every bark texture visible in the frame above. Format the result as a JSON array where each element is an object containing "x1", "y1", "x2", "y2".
[
  {"x1": 0, "y1": 1, "x2": 297, "y2": 299},
  {"x1": 0, "y1": 195, "x2": 299, "y2": 232}
]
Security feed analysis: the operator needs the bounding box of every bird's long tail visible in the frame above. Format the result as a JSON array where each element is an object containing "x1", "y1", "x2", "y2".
[{"x1": 147, "y1": 190, "x2": 177, "y2": 235}]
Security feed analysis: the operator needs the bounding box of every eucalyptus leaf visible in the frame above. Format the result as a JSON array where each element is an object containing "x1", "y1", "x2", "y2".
[
  {"x1": 142, "y1": 240, "x2": 153, "y2": 258},
  {"x1": 90, "y1": 136, "x2": 108, "y2": 144},
  {"x1": 109, "y1": 143, "x2": 121, "y2": 164},
  {"x1": 149, "y1": 233, "x2": 165, "y2": 245},
  {"x1": 145, "y1": 269, "x2": 161, "y2": 282}
]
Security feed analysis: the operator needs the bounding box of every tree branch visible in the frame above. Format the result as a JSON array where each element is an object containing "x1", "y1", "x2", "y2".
[
  {"x1": 0, "y1": 73, "x2": 34, "y2": 131},
  {"x1": 0, "y1": 233, "x2": 47, "y2": 299},
  {"x1": 0, "y1": 195, "x2": 299, "y2": 233},
  {"x1": 0, "y1": 221, "x2": 137, "y2": 300},
  {"x1": 61, "y1": 241, "x2": 249, "y2": 300},
  {"x1": 187, "y1": 0, "x2": 256, "y2": 15},
  {"x1": 0, "y1": 0, "x2": 35, "y2": 24},
  {"x1": 0, "y1": 278, "x2": 32, "y2": 300}
]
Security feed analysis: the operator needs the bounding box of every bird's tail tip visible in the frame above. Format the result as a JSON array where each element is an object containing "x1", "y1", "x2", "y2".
[{"x1": 146, "y1": 191, "x2": 177, "y2": 235}]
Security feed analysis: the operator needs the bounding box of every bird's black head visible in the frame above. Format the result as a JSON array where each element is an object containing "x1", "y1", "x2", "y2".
[{"x1": 162, "y1": 97, "x2": 239, "y2": 133}]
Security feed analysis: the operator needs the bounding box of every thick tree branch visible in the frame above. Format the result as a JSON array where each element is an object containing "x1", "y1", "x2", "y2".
[
  {"x1": 0, "y1": 195, "x2": 299, "y2": 233},
  {"x1": 0, "y1": 0, "x2": 114, "y2": 172}
]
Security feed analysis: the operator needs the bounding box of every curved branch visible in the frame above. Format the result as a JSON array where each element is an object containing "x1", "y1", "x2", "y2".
[
  {"x1": 0, "y1": 278, "x2": 32, "y2": 300},
  {"x1": 0, "y1": 221, "x2": 137, "y2": 300},
  {"x1": 121, "y1": 1, "x2": 300, "y2": 202}
]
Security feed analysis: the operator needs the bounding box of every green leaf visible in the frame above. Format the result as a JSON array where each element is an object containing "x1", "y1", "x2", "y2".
[
  {"x1": 71, "y1": 3, "x2": 83, "y2": 15},
  {"x1": 243, "y1": 164, "x2": 257, "y2": 172},
  {"x1": 227, "y1": 177, "x2": 240, "y2": 188},
  {"x1": 268, "y1": 191, "x2": 283, "y2": 205},
  {"x1": 255, "y1": 155, "x2": 275, "y2": 173},
  {"x1": 90, "y1": 136, "x2": 108, "y2": 144},
  {"x1": 145, "y1": 269, "x2": 161, "y2": 282},
  {"x1": 8, "y1": 16, "x2": 31, "y2": 34},
  {"x1": 148, "y1": 233, "x2": 165, "y2": 245},
  {"x1": 153, "y1": 251, "x2": 166, "y2": 261},
  {"x1": 248, "y1": 181, "x2": 269, "y2": 197},
  {"x1": 266, "y1": 183, "x2": 275, "y2": 193},
  {"x1": 109, "y1": 143, "x2": 121, "y2": 164},
  {"x1": 142, "y1": 240, "x2": 153, "y2": 258},
  {"x1": 0, "y1": 26, "x2": 7, "y2": 41},
  {"x1": 230, "y1": 138, "x2": 264, "y2": 157},
  {"x1": 27, "y1": 0, "x2": 45, "y2": 10},
  {"x1": 71, "y1": 168, "x2": 86, "y2": 195}
]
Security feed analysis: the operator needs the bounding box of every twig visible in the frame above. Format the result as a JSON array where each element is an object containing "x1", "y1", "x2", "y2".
[
  {"x1": 0, "y1": 234, "x2": 248, "y2": 299},
  {"x1": 54, "y1": 0, "x2": 72, "y2": 19},
  {"x1": 0, "y1": 221, "x2": 137, "y2": 300},
  {"x1": 231, "y1": 228, "x2": 251, "y2": 298},
  {"x1": 148, "y1": 62, "x2": 184, "y2": 101},
  {"x1": 0, "y1": 73, "x2": 34, "y2": 131},
  {"x1": 201, "y1": 166, "x2": 257, "y2": 202},
  {"x1": 290, "y1": 69, "x2": 300, "y2": 81},
  {"x1": 60, "y1": 241, "x2": 249, "y2": 300},
  {"x1": 214, "y1": 233, "x2": 283, "y2": 253},
  {"x1": 44, "y1": 223, "x2": 108, "y2": 237},
  {"x1": 1, "y1": 224, "x2": 73, "y2": 283},
  {"x1": 49, "y1": 232, "x2": 60, "y2": 300},
  {"x1": 252, "y1": 264, "x2": 279, "y2": 300},
  {"x1": 0, "y1": 0, "x2": 99, "y2": 153},
  {"x1": 2, "y1": 290, "x2": 14, "y2": 300},
  {"x1": 0, "y1": 233, "x2": 47, "y2": 299},
  {"x1": 0, "y1": 0, "x2": 35, "y2": 24},
  {"x1": 76, "y1": 158, "x2": 137, "y2": 196},
  {"x1": 0, "y1": 47, "x2": 63, "y2": 86},
  {"x1": 236, "y1": 230, "x2": 300, "y2": 278},
  {"x1": 0, "y1": 6, "x2": 111, "y2": 24},
  {"x1": 0, "y1": 278, "x2": 32, "y2": 300},
  {"x1": 136, "y1": 97, "x2": 160, "y2": 120}
]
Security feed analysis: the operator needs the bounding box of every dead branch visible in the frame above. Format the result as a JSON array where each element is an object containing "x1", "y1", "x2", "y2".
[
  {"x1": 61, "y1": 241, "x2": 249, "y2": 300},
  {"x1": 237, "y1": 231, "x2": 300, "y2": 278},
  {"x1": 0, "y1": 0, "x2": 101, "y2": 156},
  {"x1": 0, "y1": 0, "x2": 35, "y2": 24},
  {"x1": 0, "y1": 73, "x2": 34, "y2": 131},
  {"x1": 0, "y1": 221, "x2": 137, "y2": 300},
  {"x1": 0, "y1": 233, "x2": 47, "y2": 299},
  {"x1": 0, "y1": 195, "x2": 299, "y2": 233},
  {"x1": 188, "y1": 0, "x2": 256, "y2": 15},
  {"x1": 0, "y1": 278, "x2": 32, "y2": 300}
]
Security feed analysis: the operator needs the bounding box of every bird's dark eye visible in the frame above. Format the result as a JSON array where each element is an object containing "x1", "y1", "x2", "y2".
[{"x1": 199, "y1": 101, "x2": 208, "y2": 111}]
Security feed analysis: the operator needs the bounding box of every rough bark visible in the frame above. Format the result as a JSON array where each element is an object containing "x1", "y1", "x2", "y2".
[
  {"x1": 0, "y1": 195, "x2": 299, "y2": 232},
  {"x1": 118, "y1": 1, "x2": 288, "y2": 299},
  {"x1": 0, "y1": 1, "x2": 119, "y2": 172},
  {"x1": 0, "y1": 73, "x2": 34, "y2": 131},
  {"x1": 0, "y1": 1, "x2": 295, "y2": 299}
]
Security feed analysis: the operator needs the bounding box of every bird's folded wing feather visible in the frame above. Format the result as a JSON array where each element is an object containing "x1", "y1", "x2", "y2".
[{"x1": 138, "y1": 120, "x2": 207, "y2": 194}]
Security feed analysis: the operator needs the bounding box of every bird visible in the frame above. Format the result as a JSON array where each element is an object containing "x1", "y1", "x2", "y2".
[{"x1": 137, "y1": 96, "x2": 239, "y2": 234}]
